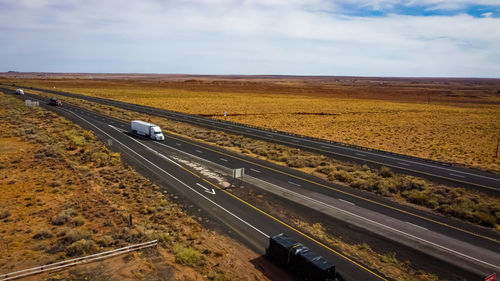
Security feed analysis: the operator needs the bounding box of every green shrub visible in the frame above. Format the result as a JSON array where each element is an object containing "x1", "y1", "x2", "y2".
[
  {"x1": 65, "y1": 130, "x2": 86, "y2": 147},
  {"x1": 96, "y1": 235, "x2": 114, "y2": 247},
  {"x1": 33, "y1": 230, "x2": 53, "y2": 240},
  {"x1": 404, "y1": 190, "x2": 429, "y2": 206},
  {"x1": 52, "y1": 214, "x2": 70, "y2": 225},
  {"x1": 155, "y1": 232, "x2": 171, "y2": 245},
  {"x1": 52, "y1": 208, "x2": 78, "y2": 225},
  {"x1": 330, "y1": 170, "x2": 353, "y2": 183},
  {"x1": 71, "y1": 216, "x2": 86, "y2": 226},
  {"x1": 381, "y1": 252, "x2": 397, "y2": 264},
  {"x1": 379, "y1": 166, "x2": 393, "y2": 178},
  {"x1": 66, "y1": 239, "x2": 97, "y2": 257},
  {"x1": 63, "y1": 229, "x2": 92, "y2": 243},
  {"x1": 172, "y1": 243, "x2": 202, "y2": 266}
]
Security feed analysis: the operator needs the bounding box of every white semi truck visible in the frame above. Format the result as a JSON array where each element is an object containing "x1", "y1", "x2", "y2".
[
  {"x1": 16, "y1": 89, "x2": 24, "y2": 95},
  {"x1": 131, "y1": 120, "x2": 165, "y2": 141}
]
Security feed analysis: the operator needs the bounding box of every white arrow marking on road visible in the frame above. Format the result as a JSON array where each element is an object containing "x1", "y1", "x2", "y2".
[{"x1": 196, "y1": 183, "x2": 216, "y2": 195}]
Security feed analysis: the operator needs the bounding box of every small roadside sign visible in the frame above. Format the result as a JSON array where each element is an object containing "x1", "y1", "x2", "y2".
[
  {"x1": 485, "y1": 273, "x2": 496, "y2": 281},
  {"x1": 233, "y1": 168, "x2": 245, "y2": 179},
  {"x1": 224, "y1": 111, "x2": 227, "y2": 117}
]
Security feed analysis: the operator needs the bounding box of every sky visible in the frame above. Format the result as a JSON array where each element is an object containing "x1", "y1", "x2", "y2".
[{"x1": 1, "y1": 0, "x2": 500, "y2": 77}]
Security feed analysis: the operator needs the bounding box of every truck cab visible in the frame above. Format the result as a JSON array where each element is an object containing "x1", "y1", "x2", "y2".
[{"x1": 149, "y1": 126, "x2": 165, "y2": 141}]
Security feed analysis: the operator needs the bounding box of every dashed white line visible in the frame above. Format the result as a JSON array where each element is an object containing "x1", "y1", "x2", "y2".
[
  {"x1": 288, "y1": 181, "x2": 301, "y2": 187},
  {"x1": 321, "y1": 145, "x2": 330, "y2": 149},
  {"x1": 292, "y1": 140, "x2": 300, "y2": 143},
  {"x1": 176, "y1": 143, "x2": 182, "y2": 146},
  {"x1": 355, "y1": 153, "x2": 366, "y2": 157},
  {"x1": 338, "y1": 199, "x2": 355, "y2": 205},
  {"x1": 250, "y1": 168, "x2": 261, "y2": 173},
  {"x1": 397, "y1": 162, "x2": 411, "y2": 167},
  {"x1": 266, "y1": 134, "x2": 272, "y2": 137},
  {"x1": 449, "y1": 173, "x2": 466, "y2": 178},
  {"x1": 195, "y1": 150, "x2": 203, "y2": 153},
  {"x1": 406, "y1": 222, "x2": 428, "y2": 231},
  {"x1": 220, "y1": 158, "x2": 229, "y2": 162}
]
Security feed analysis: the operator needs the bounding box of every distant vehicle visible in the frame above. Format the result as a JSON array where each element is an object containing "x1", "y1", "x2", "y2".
[
  {"x1": 266, "y1": 233, "x2": 345, "y2": 281},
  {"x1": 49, "y1": 97, "x2": 62, "y2": 106},
  {"x1": 16, "y1": 89, "x2": 24, "y2": 95},
  {"x1": 131, "y1": 120, "x2": 165, "y2": 141}
]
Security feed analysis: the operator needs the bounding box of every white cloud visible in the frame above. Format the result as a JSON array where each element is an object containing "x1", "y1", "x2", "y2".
[{"x1": 0, "y1": 0, "x2": 499, "y2": 77}]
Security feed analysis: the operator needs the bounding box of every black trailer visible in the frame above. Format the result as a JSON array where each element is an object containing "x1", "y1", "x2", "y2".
[{"x1": 266, "y1": 233, "x2": 345, "y2": 281}]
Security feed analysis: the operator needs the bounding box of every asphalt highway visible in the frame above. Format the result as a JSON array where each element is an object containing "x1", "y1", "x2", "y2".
[
  {"x1": 10, "y1": 84, "x2": 500, "y2": 195},
  {"x1": 4, "y1": 88, "x2": 499, "y2": 280},
  {"x1": 5, "y1": 90, "x2": 385, "y2": 280}
]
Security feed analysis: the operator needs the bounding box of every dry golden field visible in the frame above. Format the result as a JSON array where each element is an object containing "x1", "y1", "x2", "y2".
[{"x1": 4, "y1": 76, "x2": 500, "y2": 172}]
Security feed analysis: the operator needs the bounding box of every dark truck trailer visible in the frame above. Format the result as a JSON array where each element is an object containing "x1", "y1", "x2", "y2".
[
  {"x1": 266, "y1": 233, "x2": 345, "y2": 281},
  {"x1": 49, "y1": 97, "x2": 62, "y2": 106}
]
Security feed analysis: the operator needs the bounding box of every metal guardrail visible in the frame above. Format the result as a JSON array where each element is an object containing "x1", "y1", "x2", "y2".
[{"x1": 0, "y1": 240, "x2": 158, "y2": 281}]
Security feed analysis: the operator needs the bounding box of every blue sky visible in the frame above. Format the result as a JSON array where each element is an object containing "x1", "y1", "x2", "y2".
[{"x1": 1, "y1": 0, "x2": 499, "y2": 77}]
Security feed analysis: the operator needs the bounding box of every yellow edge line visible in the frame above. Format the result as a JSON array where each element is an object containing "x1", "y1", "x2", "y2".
[
  {"x1": 174, "y1": 161, "x2": 388, "y2": 280},
  {"x1": 167, "y1": 134, "x2": 500, "y2": 245},
  {"x1": 20, "y1": 88, "x2": 498, "y2": 244}
]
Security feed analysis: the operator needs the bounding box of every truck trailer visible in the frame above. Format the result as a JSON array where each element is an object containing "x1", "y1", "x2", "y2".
[
  {"x1": 49, "y1": 97, "x2": 62, "y2": 106},
  {"x1": 131, "y1": 120, "x2": 165, "y2": 141},
  {"x1": 266, "y1": 233, "x2": 345, "y2": 281}
]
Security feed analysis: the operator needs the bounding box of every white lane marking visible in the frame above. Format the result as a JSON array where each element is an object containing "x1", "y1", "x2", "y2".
[
  {"x1": 292, "y1": 140, "x2": 300, "y2": 143},
  {"x1": 220, "y1": 158, "x2": 228, "y2": 162},
  {"x1": 195, "y1": 150, "x2": 203, "y2": 153},
  {"x1": 64, "y1": 111, "x2": 269, "y2": 239},
  {"x1": 249, "y1": 175, "x2": 500, "y2": 271},
  {"x1": 110, "y1": 121, "x2": 114, "y2": 124},
  {"x1": 321, "y1": 145, "x2": 330, "y2": 149},
  {"x1": 406, "y1": 222, "x2": 428, "y2": 231},
  {"x1": 246, "y1": 130, "x2": 251, "y2": 132},
  {"x1": 176, "y1": 143, "x2": 182, "y2": 146},
  {"x1": 449, "y1": 173, "x2": 466, "y2": 178},
  {"x1": 338, "y1": 199, "x2": 355, "y2": 205},
  {"x1": 397, "y1": 162, "x2": 411, "y2": 167},
  {"x1": 266, "y1": 134, "x2": 272, "y2": 137},
  {"x1": 288, "y1": 181, "x2": 301, "y2": 187},
  {"x1": 355, "y1": 153, "x2": 366, "y2": 157},
  {"x1": 250, "y1": 168, "x2": 261, "y2": 173},
  {"x1": 102, "y1": 118, "x2": 105, "y2": 121},
  {"x1": 196, "y1": 183, "x2": 216, "y2": 195}
]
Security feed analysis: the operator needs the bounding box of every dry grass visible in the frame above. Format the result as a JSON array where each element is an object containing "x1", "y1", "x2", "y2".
[
  {"x1": 6, "y1": 78, "x2": 500, "y2": 172},
  {"x1": 16, "y1": 88, "x2": 499, "y2": 228},
  {"x1": 0, "y1": 92, "x2": 275, "y2": 280}
]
